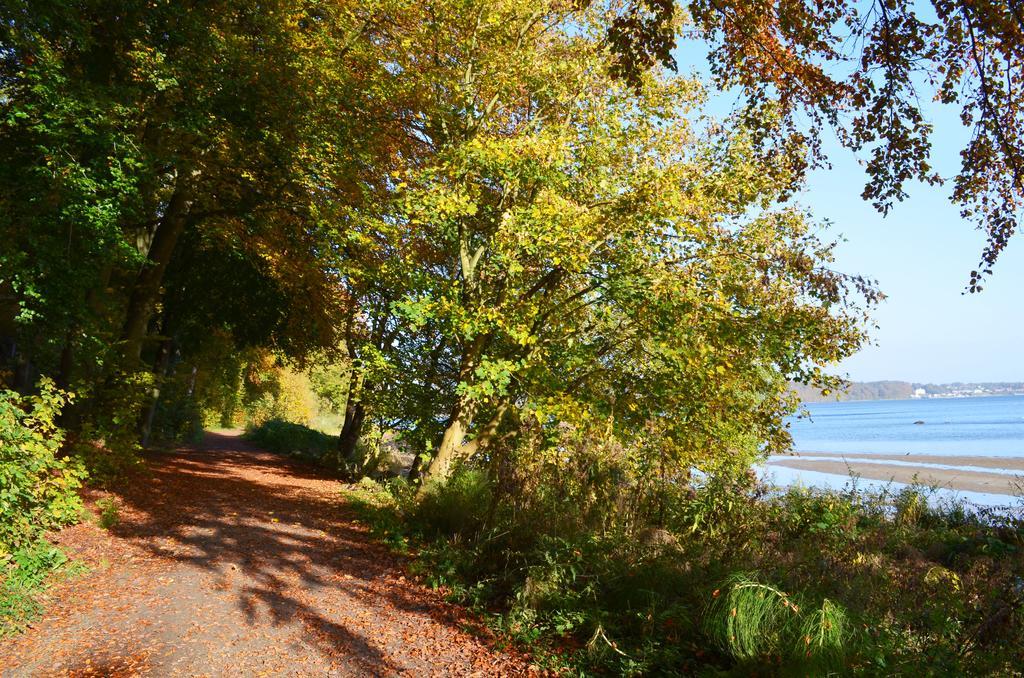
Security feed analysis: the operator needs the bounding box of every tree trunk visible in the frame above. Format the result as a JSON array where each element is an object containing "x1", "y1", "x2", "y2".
[
  {"x1": 418, "y1": 336, "x2": 489, "y2": 485},
  {"x1": 186, "y1": 365, "x2": 198, "y2": 397},
  {"x1": 120, "y1": 175, "x2": 192, "y2": 367},
  {"x1": 56, "y1": 329, "x2": 75, "y2": 390},
  {"x1": 337, "y1": 401, "x2": 366, "y2": 469},
  {"x1": 407, "y1": 452, "x2": 424, "y2": 483},
  {"x1": 420, "y1": 397, "x2": 511, "y2": 487},
  {"x1": 140, "y1": 330, "x2": 174, "y2": 448},
  {"x1": 421, "y1": 399, "x2": 474, "y2": 486},
  {"x1": 12, "y1": 355, "x2": 32, "y2": 393},
  {"x1": 336, "y1": 353, "x2": 367, "y2": 472}
]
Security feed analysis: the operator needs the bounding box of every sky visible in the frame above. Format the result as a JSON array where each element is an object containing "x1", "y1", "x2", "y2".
[
  {"x1": 672, "y1": 44, "x2": 1024, "y2": 385},
  {"x1": 798, "y1": 115, "x2": 1024, "y2": 384}
]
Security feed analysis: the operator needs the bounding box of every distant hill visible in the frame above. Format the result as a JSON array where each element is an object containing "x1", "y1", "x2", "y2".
[
  {"x1": 793, "y1": 381, "x2": 913, "y2": 403},
  {"x1": 792, "y1": 380, "x2": 1024, "y2": 402}
]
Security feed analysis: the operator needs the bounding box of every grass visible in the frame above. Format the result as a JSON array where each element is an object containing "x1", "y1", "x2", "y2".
[
  {"x1": 0, "y1": 540, "x2": 84, "y2": 637},
  {"x1": 704, "y1": 572, "x2": 849, "y2": 668}
]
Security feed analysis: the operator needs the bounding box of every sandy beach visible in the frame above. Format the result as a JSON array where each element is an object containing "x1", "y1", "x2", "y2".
[{"x1": 769, "y1": 453, "x2": 1024, "y2": 496}]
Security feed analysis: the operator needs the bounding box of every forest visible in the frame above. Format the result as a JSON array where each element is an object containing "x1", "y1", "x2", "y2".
[{"x1": 3, "y1": 0, "x2": 1024, "y2": 674}]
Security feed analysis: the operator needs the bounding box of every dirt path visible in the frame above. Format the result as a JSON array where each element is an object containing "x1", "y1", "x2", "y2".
[{"x1": 0, "y1": 432, "x2": 531, "y2": 677}]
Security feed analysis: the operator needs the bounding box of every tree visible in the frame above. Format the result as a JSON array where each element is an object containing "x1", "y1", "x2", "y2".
[
  {"x1": 327, "y1": 0, "x2": 875, "y2": 484},
  {"x1": 2, "y1": 0, "x2": 888, "y2": 481},
  {"x1": 0, "y1": 0, "x2": 416, "y2": 444}
]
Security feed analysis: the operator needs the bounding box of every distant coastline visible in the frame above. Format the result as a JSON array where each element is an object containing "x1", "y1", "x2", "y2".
[{"x1": 792, "y1": 381, "x2": 1024, "y2": 403}]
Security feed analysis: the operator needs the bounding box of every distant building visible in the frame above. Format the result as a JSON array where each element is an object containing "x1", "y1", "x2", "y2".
[{"x1": 912, "y1": 388, "x2": 926, "y2": 398}]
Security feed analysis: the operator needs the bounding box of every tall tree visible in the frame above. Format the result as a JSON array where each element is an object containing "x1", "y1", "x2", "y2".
[
  {"x1": 330, "y1": 0, "x2": 875, "y2": 484},
  {"x1": 0, "y1": 0, "x2": 414, "y2": 414}
]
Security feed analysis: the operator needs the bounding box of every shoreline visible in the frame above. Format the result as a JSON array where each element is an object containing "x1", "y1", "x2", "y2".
[
  {"x1": 784, "y1": 452, "x2": 1024, "y2": 471},
  {"x1": 768, "y1": 453, "x2": 1024, "y2": 497},
  {"x1": 801, "y1": 394, "x2": 1024, "y2": 405}
]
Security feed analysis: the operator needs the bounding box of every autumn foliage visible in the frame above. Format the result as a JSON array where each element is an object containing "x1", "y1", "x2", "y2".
[{"x1": 2, "y1": 0, "x2": 1024, "y2": 673}]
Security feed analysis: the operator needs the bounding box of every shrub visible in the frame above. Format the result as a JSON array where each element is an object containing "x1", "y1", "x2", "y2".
[
  {"x1": 0, "y1": 379, "x2": 85, "y2": 557},
  {"x1": 247, "y1": 419, "x2": 401, "y2": 478},
  {"x1": 246, "y1": 419, "x2": 336, "y2": 466},
  {"x1": 148, "y1": 376, "x2": 204, "y2": 445},
  {"x1": 773, "y1": 486, "x2": 859, "y2": 543},
  {"x1": 412, "y1": 469, "x2": 493, "y2": 540},
  {"x1": 71, "y1": 372, "x2": 148, "y2": 485},
  {"x1": 345, "y1": 429, "x2": 399, "y2": 479},
  {"x1": 95, "y1": 497, "x2": 120, "y2": 529}
]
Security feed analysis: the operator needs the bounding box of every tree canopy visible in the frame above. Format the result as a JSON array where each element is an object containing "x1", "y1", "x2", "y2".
[
  {"x1": 6, "y1": 0, "x2": 1013, "y2": 483},
  {"x1": 610, "y1": 0, "x2": 1024, "y2": 289}
]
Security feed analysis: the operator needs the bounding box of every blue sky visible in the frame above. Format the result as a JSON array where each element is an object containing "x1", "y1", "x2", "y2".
[
  {"x1": 675, "y1": 44, "x2": 1024, "y2": 384},
  {"x1": 799, "y1": 116, "x2": 1024, "y2": 384}
]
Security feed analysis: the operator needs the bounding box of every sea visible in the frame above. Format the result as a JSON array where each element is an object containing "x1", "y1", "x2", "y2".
[
  {"x1": 763, "y1": 395, "x2": 1024, "y2": 508},
  {"x1": 788, "y1": 395, "x2": 1024, "y2": 457}
]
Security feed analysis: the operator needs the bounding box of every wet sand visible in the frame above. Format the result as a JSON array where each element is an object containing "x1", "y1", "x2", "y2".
[
  {"x1": 791, "y1": 452, "x2": 1024, "y2": 472},
  {"x1": 769, "y1": 455, "x2": 1024, "y2": 496}
]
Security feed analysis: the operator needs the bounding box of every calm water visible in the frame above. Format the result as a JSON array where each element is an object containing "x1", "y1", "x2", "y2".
[{"x1": 789, "y1": 395, "x2": 1024, "y2": 457}]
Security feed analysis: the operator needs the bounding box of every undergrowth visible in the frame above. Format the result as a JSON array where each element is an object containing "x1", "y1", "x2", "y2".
[
  {"x1": 0, "y1": 540, "x2": 83, "y2": 637},
  {"x1": 0, "y1": 380, "x2": 85, "y2": 555},
  {"x1": 343, "y1": 471, "x2": 1024, "y2": 675},
  {"x1": 247, "y1": 419, "x2": 396, "y2": 478},
  {"x1": 95, "y1": 497, "x2": 120, "y2": 529},
  {"x1": 246, "y1": 419, "x2": 336, "y2": 467}
]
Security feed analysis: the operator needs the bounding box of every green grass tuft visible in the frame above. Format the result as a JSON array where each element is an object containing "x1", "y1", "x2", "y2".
[
  {"x1": 95, "y1": 497, "x2": 120, "y2": 529},
  {"x1": 0, "y1": 540, "x2": 82, "y2": 637},
  {"x1": 705, "y1": 572, "x2": 851, "y2": 669}
]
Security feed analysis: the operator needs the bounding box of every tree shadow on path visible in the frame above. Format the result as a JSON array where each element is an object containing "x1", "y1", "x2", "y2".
[{"x1": 68, "y1": 431, "x2": 523, "y2": 675}]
